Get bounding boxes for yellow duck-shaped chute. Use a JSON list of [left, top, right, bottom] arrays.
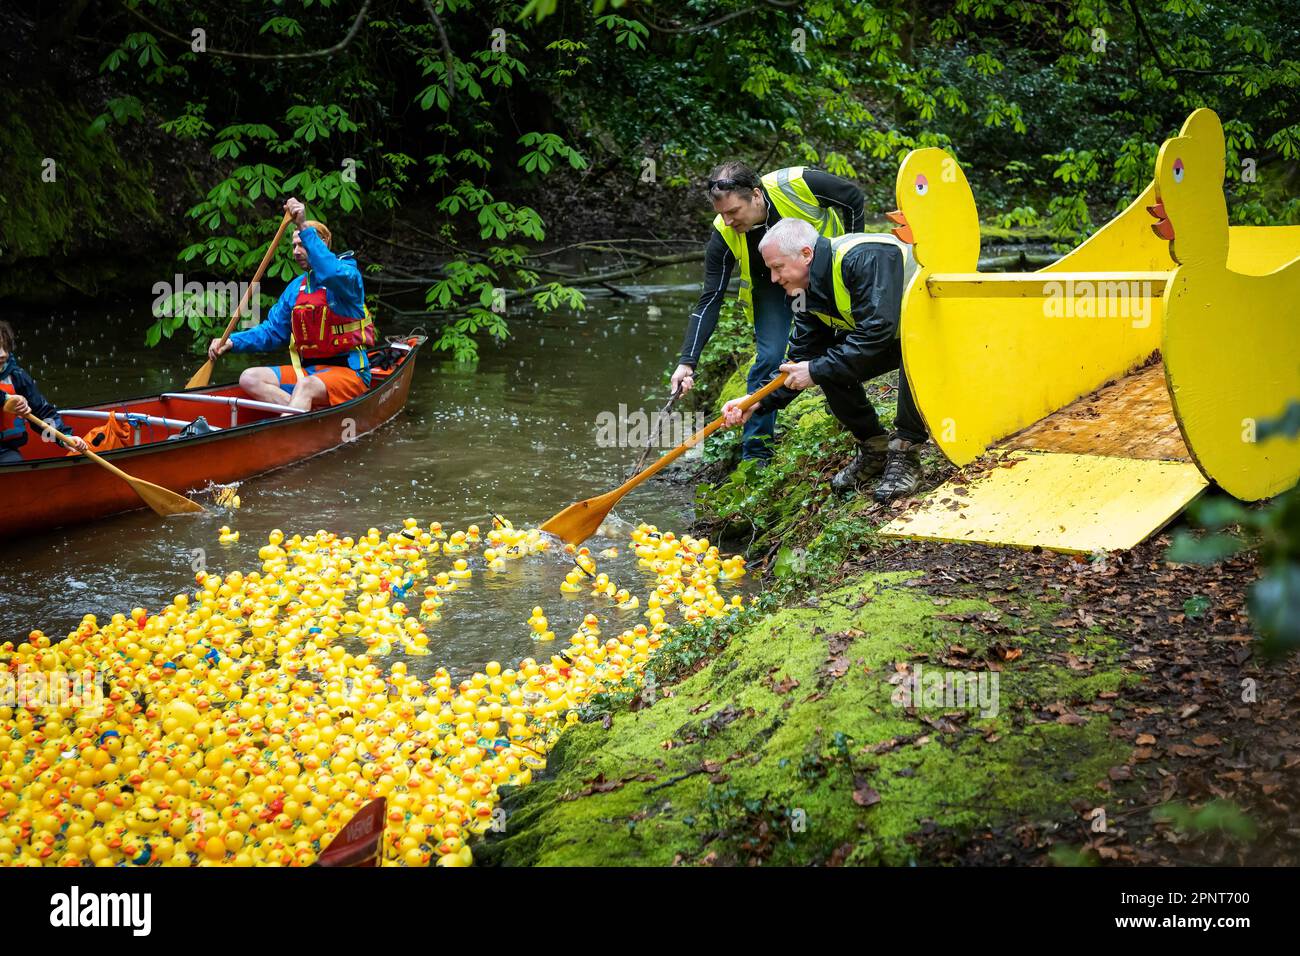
[[1155, 108, 1300, 501]]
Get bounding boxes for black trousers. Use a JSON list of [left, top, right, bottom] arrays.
[[815, 338, 928, 445]]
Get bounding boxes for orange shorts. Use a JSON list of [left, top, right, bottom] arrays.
[[273, 363, 368, 406]]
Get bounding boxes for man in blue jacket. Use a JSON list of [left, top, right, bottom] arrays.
[[208, 197, 376, 411]]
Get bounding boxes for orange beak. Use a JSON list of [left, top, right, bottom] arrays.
[[886, 209, 914, 245], [1147, 198, 1175, 240]]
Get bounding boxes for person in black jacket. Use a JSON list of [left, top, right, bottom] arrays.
[[0, 320, 86, 463], [671, 163, 864, 463], [721, 218, 927, 502]]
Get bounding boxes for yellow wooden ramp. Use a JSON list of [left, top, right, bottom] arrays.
[[881, 363, 1209, 553], [880, 451, 1207, 553]]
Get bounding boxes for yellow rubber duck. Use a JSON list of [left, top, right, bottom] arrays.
[[0, 513, 759, 871], [218, 526, 240, 544], [448, 559, 472, 581], [720, 556, 747, 581]]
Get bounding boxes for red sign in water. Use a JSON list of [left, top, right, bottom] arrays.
[[316, 797, 386, 867]]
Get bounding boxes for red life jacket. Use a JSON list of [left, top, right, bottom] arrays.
[[0, 381, 23, 446], [288, 276, 376, 377]]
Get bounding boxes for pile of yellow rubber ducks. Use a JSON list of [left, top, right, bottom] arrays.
[[0, 516, 746, 868]]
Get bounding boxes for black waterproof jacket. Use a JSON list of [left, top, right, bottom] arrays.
[[755, 234, 907, 414]]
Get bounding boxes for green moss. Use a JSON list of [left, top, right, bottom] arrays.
[[479, 571, 1137, 866]]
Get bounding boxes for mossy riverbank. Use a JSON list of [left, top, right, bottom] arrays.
[[479, 568, 1136, 866]]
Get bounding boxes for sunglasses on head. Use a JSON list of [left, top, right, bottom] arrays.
[[708, 178, 758, 191]]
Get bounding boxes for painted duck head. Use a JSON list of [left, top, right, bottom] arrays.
[[1149, 109, 1229, 268], [888, 147, 980, 271]]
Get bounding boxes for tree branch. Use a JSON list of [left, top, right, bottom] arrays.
[[374, 250, 704, 319], [124, 0, 455, 105], [124, 0, 373, 60], [419, 0, 457, 107], [638, 0, 802, 35], [1125, 0, 1245, 77]]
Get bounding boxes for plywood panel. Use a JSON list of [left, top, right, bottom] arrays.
[[878, 451, 1208, 553], [1000, 362, 1189, 461]]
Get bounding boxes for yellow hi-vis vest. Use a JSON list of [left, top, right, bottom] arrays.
[[712, 166, 847, 322], [809, 233, 918, 332]]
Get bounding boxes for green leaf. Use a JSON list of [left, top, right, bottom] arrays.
[[259, 16, 305, 38], [1165, 531, 1244, 565], [1183, 595, 1211, 619], [1249, 565, 1300, 655], [1187, 496, 1252, 531], [1258, 401, 1300, 441]]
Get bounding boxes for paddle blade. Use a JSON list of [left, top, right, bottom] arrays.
[[186, 359, 214, 389], [539, 491, 618, 545], [130, 477, 206, 517]]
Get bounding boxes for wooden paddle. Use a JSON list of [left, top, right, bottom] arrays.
[[23, 412, 205, 516], [541, 372, 788, 545], [186, 209, 295, 389]]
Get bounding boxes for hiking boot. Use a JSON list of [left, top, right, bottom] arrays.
[[873, 438, 922, 503], [831, 435, 889, 494]]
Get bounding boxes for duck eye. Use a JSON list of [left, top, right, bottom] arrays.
[[915, 173, 929, 196], [1172, 157, 1185, 183]]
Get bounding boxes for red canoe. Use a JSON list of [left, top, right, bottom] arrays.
[[0, 335, 425, 539]]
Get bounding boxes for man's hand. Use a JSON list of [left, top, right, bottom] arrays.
[[64, 435, 88, 454], [4, 394, 30, 417], [285, 197, 306, 227], [208, 338, 233, 362], [779, 360, 813, 391], [722, 397, 757, 428], [670, 364, 695, 397]]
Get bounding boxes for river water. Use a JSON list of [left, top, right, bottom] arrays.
[[0, 265, 747, 677]]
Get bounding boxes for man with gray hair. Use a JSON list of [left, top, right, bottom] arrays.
[[721, 217, 927, 502]]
